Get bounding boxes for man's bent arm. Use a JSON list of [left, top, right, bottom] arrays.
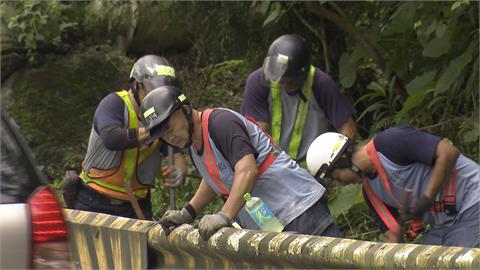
[[221, 154, 259, 220], [336, 117, 359, 140]]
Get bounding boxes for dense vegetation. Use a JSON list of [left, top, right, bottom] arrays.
[[1, 0, 478, 242]]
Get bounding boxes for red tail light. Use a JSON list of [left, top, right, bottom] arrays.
[[28, 186, 72, 269], [28, 187, 68, 242]]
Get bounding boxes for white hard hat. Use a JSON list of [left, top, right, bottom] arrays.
[[306, 132, 350, 179]]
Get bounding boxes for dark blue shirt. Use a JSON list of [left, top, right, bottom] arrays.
[[366, 126, 441, 232], [93, 93, 125, 134], [207, 110, 258, 169], [241, 68, 355, 129]]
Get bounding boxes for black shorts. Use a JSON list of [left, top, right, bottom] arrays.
[[74, 183, 153, 220]]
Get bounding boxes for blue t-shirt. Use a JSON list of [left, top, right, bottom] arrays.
[[92, 92, 175, 155], [241, 68, 355, 129], [93, 93, 125, 133], [365, 126, 441, 232]]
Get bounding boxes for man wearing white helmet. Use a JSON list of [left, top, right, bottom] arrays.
[[306, 127, 479, 247]]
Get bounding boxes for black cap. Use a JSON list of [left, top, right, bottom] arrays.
[[130, 55, 179, 93], [262, 34, 311, 84], [140, 86, 188, 140]]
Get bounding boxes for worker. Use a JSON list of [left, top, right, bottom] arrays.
[[71, 55, 186, 220], [139, 86, 342, 240], [241, 34, 358, 166], [306, 127, 479, 247]]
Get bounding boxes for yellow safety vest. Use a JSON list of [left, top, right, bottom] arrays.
[[80, 90, 159, 200], [271, 65, 315, 160]]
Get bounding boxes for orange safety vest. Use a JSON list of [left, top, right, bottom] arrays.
[[200, 109, 277, 199], [80, 90, 160, 201], [363, 139, 456, 238]]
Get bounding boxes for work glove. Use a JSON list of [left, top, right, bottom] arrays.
[[159, 205, 195, 227], [198, 212, 231, 241], [400, 194, 434, 222], [162, 165, 184, 188], [62, 170, 80, 209]]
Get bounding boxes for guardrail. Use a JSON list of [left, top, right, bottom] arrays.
[[65, 209, 480, 269]]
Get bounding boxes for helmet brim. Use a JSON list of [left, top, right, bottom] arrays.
[[262, 56, 288, 83], [149, 119, 170, 141]]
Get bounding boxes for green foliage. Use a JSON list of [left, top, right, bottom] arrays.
[[339, 53, 358, 88], [335, 1, 478, 161], [82, 1, 132, 46], [3, 0, 78, 62], [182, 60, 251, 111], [3, 1, 478, 243], [328, 184, 363, 219], [5, 50, 133, 182]]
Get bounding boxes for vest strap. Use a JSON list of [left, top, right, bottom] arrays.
[[202, 109, 230, 199], [271, 66, 315, 160], [201, 109, 277, 199], [116, 90, 139, 184], [364, 138, 457, 237], [363, 179, 401, 235]]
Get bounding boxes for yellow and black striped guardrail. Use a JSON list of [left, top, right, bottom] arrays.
[[65, 209, 480, 269]]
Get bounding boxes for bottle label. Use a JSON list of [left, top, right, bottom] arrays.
[[251, 203, 275, 227]]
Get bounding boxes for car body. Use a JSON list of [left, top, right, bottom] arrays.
[[0, 110, 71, 269]]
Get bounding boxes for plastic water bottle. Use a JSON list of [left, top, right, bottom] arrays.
[[243, 193, 284, 232]]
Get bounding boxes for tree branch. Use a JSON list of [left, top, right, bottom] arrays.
[[293, 9, 331, 73], [306, 2, 408, 101]]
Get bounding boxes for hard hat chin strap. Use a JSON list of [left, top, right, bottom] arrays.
[[332, 142, 364, 178], [131, 81, 142, 107], [181, 106, 194, 148]]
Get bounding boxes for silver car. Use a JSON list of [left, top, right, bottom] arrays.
[[0, 111, 72, 269]]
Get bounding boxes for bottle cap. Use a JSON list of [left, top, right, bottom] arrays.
[[243, 192, 252, 201]]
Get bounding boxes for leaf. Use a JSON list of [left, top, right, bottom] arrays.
[[406, 70, 437, 95], [260, 1, 271, 14], [422, 15, 458, 58], [465, 58, 479, 95], [435, 42, 476, 94], [328, 184, 363, 218], [462, 129, 479, 143], [339, 53, 357, 88], [367, 81, 385, 94], [36, 34, 45, 41], [262, 4, 283, 27], [357, 103, 387, 122], [350, 44, 370, 63], [422, 37, 450, 58], [413, 20, 422, 30], [424, 19, 437, 36], [451, 1, 462, 11], [383, 2, 417, 35], [435, 23, 447, 38], [395, 88, 430, 121]]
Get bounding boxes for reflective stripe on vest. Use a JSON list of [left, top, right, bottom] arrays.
[[271, 65, 315, 160], [363, 179, 401, 234], [80, 170, 148, 198], [80, 90, 157, 199], [201, 109, 277, 199], [363, 139, 457, 237], [117, 90, 139, 183]]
